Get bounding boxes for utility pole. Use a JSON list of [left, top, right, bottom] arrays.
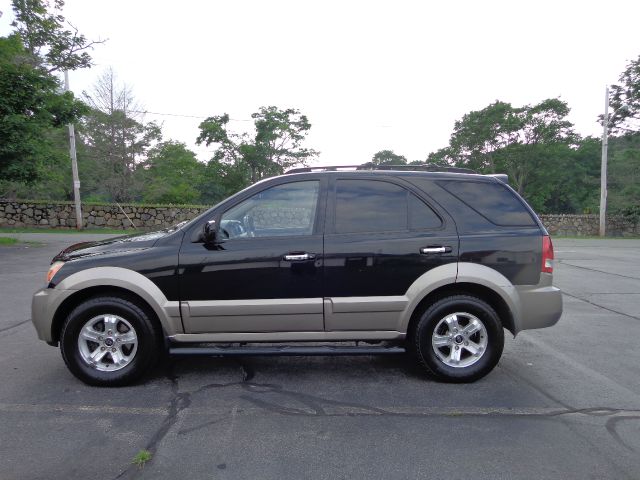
[[64, 71, 83, 230], [599, 86, 609, 237]]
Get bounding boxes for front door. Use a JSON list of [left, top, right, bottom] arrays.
[[178, 179, 326, 333], [323, 176, 459, 331]]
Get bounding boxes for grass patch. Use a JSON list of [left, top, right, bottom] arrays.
[[0, 237, 18, 245], [0, 227, 139, 235], [132, 449, 152, 468]]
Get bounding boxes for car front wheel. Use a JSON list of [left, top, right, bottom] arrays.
[[60, 295, 160, 386]]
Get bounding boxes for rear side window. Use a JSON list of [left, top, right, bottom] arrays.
[[335, 179, 441, 233], [409, 193, 441, 229], [438, 180, 536, 226]]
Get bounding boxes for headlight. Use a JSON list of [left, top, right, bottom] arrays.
[[47, 261, 65, 283]]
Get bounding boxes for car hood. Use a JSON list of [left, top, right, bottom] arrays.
[[52, 229, 172, 262]]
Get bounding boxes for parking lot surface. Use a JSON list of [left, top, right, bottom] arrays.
[[1, 233, 639, 479]]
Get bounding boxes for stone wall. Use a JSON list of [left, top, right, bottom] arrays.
[[0, 201, 638, 236], [538, 214, 640, 237], [0, 201, 207, 229]]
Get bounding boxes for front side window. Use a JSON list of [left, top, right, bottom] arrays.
[[220, 181, 320, 239]]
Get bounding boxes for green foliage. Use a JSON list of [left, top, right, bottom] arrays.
[[369, 150, 408, 166], [197, 106, 317, 189], [80, 69, 162, 202], [131, 449, 152, 468], [608, 134, 640, 214], [0, 34, 86, 189], [607, 54, 640, 134], [251, 106, 318, 178], [421, 96, 636, 214], [425, 147, 454, 167], [140, 141, 205, 204], [430, 98, 584, 212], [0, 237, 19, 245], [11, 0, 103, 72], [445, 99, 575, 186]]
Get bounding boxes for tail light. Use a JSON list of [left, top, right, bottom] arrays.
[[541, 235, 554, 273]]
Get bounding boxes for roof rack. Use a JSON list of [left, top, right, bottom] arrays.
[[285, 164, 477, 174]]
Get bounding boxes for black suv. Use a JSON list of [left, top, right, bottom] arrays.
[[31, 166, 562, 386]]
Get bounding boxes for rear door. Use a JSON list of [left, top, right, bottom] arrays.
[[323, 175, 458, 331], [178, 177, 327, 333]]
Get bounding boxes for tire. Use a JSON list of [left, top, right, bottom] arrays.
[[413, 294, 504, 383], [60, 295, 161, 386]]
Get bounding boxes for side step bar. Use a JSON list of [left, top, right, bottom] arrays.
[[169, 345, 406, 357]]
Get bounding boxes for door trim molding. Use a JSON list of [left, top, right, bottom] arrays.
[[170, 330, 404, 343]]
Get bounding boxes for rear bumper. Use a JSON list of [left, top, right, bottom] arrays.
[[31, 287, 75, 344], [515, 275, 563, 332]]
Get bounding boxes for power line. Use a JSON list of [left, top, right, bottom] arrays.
[[129, 110, 253, 122]]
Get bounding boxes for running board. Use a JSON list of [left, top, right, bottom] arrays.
[[169, 345, 406, 357]]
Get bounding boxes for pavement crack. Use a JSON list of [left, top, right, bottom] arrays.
[[557, 260, 640, 281], [113, 364, 192, 480], [500, 363, 573, 409], [605, 416, 640, 452], [0, 318, 30, 334], [562, 291, 640, 321]]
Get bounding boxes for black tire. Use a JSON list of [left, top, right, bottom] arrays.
[[60, 295, 161, 387], [413, 294, 504, 383]]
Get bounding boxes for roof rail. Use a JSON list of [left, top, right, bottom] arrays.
[[285, 164, 477, 174]]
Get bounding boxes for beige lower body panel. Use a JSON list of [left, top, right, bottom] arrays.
[[181, 298, 324, 333], [324, 296, 408, 331]]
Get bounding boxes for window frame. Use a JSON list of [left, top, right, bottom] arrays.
[[217, 179, 324, 241], [437, 179, 537, 227]]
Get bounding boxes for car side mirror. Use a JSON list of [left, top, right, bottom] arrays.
[[203, 220, 217, 244]]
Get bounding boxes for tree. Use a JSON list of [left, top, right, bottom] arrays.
[[197, 106, 317, 191], [0, 34, 86, 189], [81, 69, 161, 201], [607, 54, 640, 134], [369, 150, 407, 166], [607, 133, 640, 214], [139, 141, 205, 204], [437, 99, 576, 196], [11, 0, 104, 72], [251, 106, 317, 180]]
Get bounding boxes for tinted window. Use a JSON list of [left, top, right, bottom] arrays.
[[409, 193, 442, 229], [438, 180, 536, 226], [221, 181, 319, 238], [335, 180, 407, 233]]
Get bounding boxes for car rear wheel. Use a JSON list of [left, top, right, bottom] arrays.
[[413, 294, 504, 383], [60, 295, 160, 386]]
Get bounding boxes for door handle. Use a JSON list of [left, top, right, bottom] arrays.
[[420, 246, 452, 254], [284, 253, 316, 261]]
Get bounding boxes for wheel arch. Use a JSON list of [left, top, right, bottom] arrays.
[[51, 286, 164, 345], [405, 282, 516, 345], [400, 262, 520, 339], [50, 267, 182, 345]]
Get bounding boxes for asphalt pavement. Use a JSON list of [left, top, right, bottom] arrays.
[[0, 233, 639, 480]]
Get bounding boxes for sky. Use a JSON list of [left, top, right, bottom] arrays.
[[1, 0, 639, 166]]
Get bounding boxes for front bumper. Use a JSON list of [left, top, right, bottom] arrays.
[[31, 287, 76, 345]]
